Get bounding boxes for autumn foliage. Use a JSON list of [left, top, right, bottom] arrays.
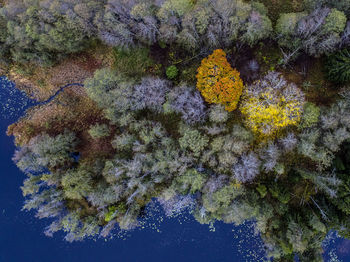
[[196, 49, 244, 111], [240, 72, 305, 139]]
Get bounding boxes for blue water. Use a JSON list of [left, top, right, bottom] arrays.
[[0, 76, 349, 261]]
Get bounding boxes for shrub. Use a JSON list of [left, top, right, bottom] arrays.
[[105, 206, 117, 222], [256, 184, 267, 198], [166, 65, 178, 79], [325, 49, 350, 84], [324, 9, 347, 33], [196, 49, 244, 112], [240, 72, 305, 138]]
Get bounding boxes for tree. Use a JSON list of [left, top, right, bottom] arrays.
[[131, 77, 170, 113], [0, 11, 9, 62], [111, 133, 136, 152], [240, 71, 305, 138], [84, 68, 134, 125], [88, 124, 110, 139], [261, 143, 280, 172], [275, 12, 307, 62], [196, 49, 244, 111], [179, 125, 209, 157], [325, 48, 350, 84], [25, 130, 78, 169], [300, 102, 320, 128], [85, 68, 131, 108], [172, 168, 207, 194], [208, 104, 228, 123], [21, 174, 45, 197], [280, 132, 298, 152], [0, 0, 94, 65], [61, 167, 94, 200], [13, 146, 45, 174], [232, 152, 261, 183], [23, 188, 65, 219], [241, 10, 272, 46], [298, 169, 341, 198], [97, 0, 136, 48], [167, 84, 207, 124], [304, 0, 350, 16], [286, 220, 308, 253], [44, 211, 100, 242], [158, 0, 194, 19], [195, 0, 272, 48], [276, 8, 347, 59]]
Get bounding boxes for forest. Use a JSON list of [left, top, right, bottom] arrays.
[[3, 0, 350, 261]]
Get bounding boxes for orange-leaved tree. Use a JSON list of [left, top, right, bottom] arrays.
[[196, 49, 244, 111]]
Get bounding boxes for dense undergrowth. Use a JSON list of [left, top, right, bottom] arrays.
[[3, 0, 350, 261]]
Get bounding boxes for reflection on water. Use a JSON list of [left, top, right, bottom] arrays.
[[338, 239, 350, 255]]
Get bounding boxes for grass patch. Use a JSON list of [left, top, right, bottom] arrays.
[[254, 42, 283, 73], [303, 59, 339, 105], [112, 47, 161, 79]]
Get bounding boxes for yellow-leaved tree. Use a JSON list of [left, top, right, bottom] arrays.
[[196, 49, 244, 111], [240, 71, 305, 139]]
